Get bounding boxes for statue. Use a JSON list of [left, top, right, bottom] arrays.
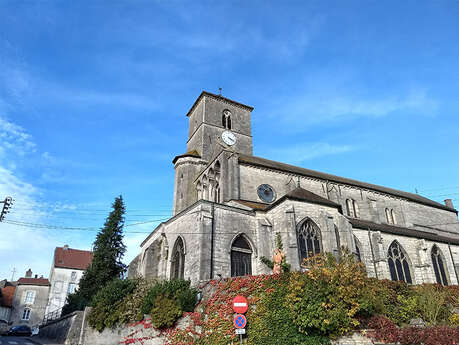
[[272, 248, 285, 274]]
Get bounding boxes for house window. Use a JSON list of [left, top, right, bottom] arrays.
[[231, 235, 252, 277], [222, 109, 232, 130], [171, 237, 185, 280], [22, 308, 31, 321], [431, 245, 448, 286], [54, 281, 63, 293], [67, 283, 76, 294], [297, 219, 321, 265], [387, 241, 412, 284], [345, 199, 360, 218], [24, 291, 36, 305], [385, 208, 397, 224], [70, 271, 77, 281]]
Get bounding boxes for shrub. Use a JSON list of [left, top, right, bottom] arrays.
[[150, 295, 182, 329], [414, 284, 450, 325], [248, 273, 330, 345], [141, 279, 197, 315], [88, 278, 138, 331], [62, 292, 88, 316], [286, 252, 373, 338], [115, 278, 156, 325]]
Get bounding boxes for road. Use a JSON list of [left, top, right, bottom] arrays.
[[0, 337, 39, 345]]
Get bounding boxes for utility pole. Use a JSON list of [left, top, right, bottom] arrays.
[[10, 267, 17, 281], [0, 196, 13, 221]]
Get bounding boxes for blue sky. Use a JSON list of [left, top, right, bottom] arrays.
[[1, 0, 459, 280]]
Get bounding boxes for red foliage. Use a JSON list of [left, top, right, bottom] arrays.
[[367, 315, 459, 345]]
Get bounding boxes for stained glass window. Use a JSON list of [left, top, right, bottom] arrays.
[[297, 219, 321, 264], [387, 241, 412, 284], [431, 245, 448, 286]]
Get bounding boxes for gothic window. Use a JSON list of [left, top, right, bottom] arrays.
[[346, 199, 360, 218], [431, 245, 448, 286], [231, 235, 252, 277], [297, 219, 321, 264], [387, 241, 412, 284], [334, 225, 341, 257], [171, 237, 185, 280], [385, 208, 397, 224], [222, 109, 232, 130]]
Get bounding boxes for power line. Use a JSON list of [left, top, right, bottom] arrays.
[[417, 186, 459, 192], [424, 192, 459, 198]]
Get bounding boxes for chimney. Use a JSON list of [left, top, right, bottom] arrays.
[[40, 275, 43, 278], [63, 244, 69, 250], [25, 269, 32, 278], [34, 274, 38, 279], [445, 199, 454, 209]]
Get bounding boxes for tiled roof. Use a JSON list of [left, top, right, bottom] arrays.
[[17, 278, 50, 286], [54, 247, 93, 270], [172, 150, 201, 164], [0, 285, 16, 307], [348, 218, 459, 245], [233, 200, 269, 211], [233, 188, 342, 212], [278, 187, 342, 209], [239, 154, 457, 213]]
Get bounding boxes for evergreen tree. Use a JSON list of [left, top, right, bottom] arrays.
[[65, 195, 127, 311]]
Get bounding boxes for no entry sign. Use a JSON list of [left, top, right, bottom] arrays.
[[232, 295, 249, 314], [233, 314, 247, 329]]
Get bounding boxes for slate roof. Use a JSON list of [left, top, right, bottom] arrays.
[[54, 247, 93, 270], [238, 154, 456, 213], [186, 91, 254, 117], [0, 285, 16, 308], [348, 218, 459, 245], [17, 278, 50, 286]]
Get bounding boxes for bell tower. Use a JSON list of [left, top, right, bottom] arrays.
[[172, 91, 254, 215], [186, 91, 254, 161]]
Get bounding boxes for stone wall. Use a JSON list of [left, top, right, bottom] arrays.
[[38, 310, 83, 344]]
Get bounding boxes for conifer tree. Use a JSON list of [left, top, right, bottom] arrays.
[[65, 195, 127, 310]]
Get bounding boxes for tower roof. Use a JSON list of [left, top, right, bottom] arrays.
[[186, 91, 254, 117]]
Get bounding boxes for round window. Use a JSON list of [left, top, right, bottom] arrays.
[[257, 184, 276, 203]]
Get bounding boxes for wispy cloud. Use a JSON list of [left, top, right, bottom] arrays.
[[261, 142, 356, 165], [272, 88, 438, 131]]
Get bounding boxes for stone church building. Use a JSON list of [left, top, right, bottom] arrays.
[[128, 91, 459, 286]]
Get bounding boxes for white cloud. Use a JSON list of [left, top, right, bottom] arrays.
[[270, 88, 438, 131], [262, 142, 355, 165], [0, 116, 36, 157]]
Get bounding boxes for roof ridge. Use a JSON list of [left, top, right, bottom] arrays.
[[238, 154, 456, 213]]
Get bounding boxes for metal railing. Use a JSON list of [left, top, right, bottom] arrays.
[[42, 307, 63, 324]]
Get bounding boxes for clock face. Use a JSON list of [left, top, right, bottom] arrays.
[[222, 130, 237, 146], [257, 184, 276, 203]]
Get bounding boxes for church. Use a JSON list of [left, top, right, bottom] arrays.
[[128, 91, 459, 286]]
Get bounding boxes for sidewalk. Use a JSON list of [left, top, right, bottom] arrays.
[[28, 337, 60, 345]]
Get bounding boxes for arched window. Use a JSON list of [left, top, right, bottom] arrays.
[[222, 109, 232, 129], [385, 208, 397, 224], [387, 241, 412, 284], [231, 235, 252, 277], [171, 237, 185, 280], [297, 219, 321, 264], [431, 245, 448, 286], [346, 199, 360, 218]]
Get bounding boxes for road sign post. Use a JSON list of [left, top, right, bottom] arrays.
[[232, 295, 248, 344]]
